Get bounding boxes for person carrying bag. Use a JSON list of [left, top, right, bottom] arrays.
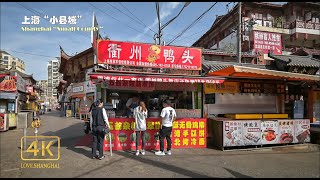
[[90, 100, 110, 160]]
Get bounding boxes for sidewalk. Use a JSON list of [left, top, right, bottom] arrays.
[[0, 112, 319, 178]]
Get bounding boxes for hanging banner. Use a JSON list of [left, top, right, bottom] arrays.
[[98, 40, 202, 70], [104, 118, 206, 151], [90, 74, 224, 84], [105, 80, 155, 92]]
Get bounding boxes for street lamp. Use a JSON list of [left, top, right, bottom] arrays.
[[155, 2, 191, 45]]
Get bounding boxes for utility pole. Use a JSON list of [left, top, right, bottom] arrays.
[[237, 2, 242, 63], [156, 2, 161, 45]]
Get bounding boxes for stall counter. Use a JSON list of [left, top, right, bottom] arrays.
[[104, 118, 207, 151]]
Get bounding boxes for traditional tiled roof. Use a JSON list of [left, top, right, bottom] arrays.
[[202, 60, 275, 73], [292, 47, 320, 56], [202, 49, 257, 58], [269, 54, 320, 68]]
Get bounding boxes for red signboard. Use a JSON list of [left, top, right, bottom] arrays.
[[98, 40, 202, 70], [253, 31, 282, 55], [90, 74, 224, 84], [105, 80, 155, 91], [0, 76, 17, 92], [104, 118, 207, 151]]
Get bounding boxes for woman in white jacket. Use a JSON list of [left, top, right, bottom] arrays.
[[133, 101, 148, 156]]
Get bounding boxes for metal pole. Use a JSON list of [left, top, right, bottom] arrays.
[[109, 133, 112, 156], [157, 2, 161, 45], [237, 2, 242, 63]]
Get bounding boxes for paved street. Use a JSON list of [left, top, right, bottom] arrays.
[[0, 111, 319, 178]]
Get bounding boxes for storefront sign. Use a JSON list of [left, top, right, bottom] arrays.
[[278, 120, 294, 144], [0, 76, 17, 92], [204, 82, 240, 94], [105, 80, 155, 92], [261, 120, 279, 145], [223, 121, 243, 147], [242, 120, 261, 145], [72, 85, 84, 93], [104, 118, 206, 151], [98, 40, 202, 70], [91, 74, 224, 84], [294, 119, 310, 143], [253, 31, 282, 55], [85, 81, 96, 93]]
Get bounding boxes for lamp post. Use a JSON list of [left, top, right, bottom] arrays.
[[155, 2, 191, 45]]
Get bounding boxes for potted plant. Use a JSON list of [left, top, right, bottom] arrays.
[[274, 16, 284, 28]]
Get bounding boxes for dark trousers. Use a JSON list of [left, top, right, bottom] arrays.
[[92, 126, 105, 158], [159, 126, 172, 152], [136, 131, 146, 150]]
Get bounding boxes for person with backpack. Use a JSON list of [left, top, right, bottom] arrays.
[[90, 100, 110, 160]]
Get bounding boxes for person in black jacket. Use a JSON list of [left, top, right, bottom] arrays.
[[90, 100, 110, 160]]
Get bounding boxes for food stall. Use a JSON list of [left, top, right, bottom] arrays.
[[203, 78, 311, 150], [90, 40, 225, 151], [0, 74, 18, 130]]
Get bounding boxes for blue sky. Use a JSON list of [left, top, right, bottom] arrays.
[[0, 2, 286, 81]]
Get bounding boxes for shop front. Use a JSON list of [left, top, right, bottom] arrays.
[[202, 61, 319, 150], [71, 82, 86, 118], [91, 40, 224, 151], [90, 73, 224, 151], [0, 74, 17, 130]]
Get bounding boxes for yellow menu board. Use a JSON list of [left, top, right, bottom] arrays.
[[204, 82, 240, 94]]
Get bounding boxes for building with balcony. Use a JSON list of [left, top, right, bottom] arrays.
[[47, 58, 63, 103], [0, 50, 26, 73], [193, 2, 320, 64]]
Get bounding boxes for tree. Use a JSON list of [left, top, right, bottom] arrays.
[[104, 35, 110, 40]]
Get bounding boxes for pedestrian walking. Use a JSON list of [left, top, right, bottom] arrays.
[[133, 101, 148, 156], [155, 99, 176, 156], [90, 100, 110, 160]]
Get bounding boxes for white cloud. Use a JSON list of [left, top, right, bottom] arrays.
[[131, 2, 182, 42]]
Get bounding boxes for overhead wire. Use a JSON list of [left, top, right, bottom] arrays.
[[107, 2, 157, 34], [167, 2, 218, 45], [88, 2, 154, 39]]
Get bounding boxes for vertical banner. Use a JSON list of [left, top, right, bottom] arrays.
[[104, 118, 206, 151]]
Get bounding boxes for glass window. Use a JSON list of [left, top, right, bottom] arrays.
[[3, 56, 9, 60]]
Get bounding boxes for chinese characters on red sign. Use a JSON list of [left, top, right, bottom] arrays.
[[104, 118, 206, 151], [253, 31, 282, 55], [98, 40, 202, 70], [90, 74, 224, 84], [107, 80, 155, 91]]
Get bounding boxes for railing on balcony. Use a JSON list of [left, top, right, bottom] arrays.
[[290, 20, 320, 30]]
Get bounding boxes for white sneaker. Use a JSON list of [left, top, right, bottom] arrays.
[[166, 150, 171, 155], [141, 150, 145, 155], [155, 151, 165, 156], [135, 150, 139, 156]]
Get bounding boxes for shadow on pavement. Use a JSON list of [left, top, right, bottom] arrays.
[[113, 150, 215, 178], [223, 168, 253, 178]]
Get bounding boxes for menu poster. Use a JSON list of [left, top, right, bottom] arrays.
[[261, 120, 279, 144], [294, 119, 310, 143], [223, 121, 243, 147], [242, 120, 261, 145], [278, 120, 294, 144]]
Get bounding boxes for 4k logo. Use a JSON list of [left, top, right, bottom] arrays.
[[21, 136, 60, 161]]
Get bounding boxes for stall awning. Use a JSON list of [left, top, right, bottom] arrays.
[[89, 73, 225, 84], [207, 65, 320, 81], [0, 92, 16, 100]]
